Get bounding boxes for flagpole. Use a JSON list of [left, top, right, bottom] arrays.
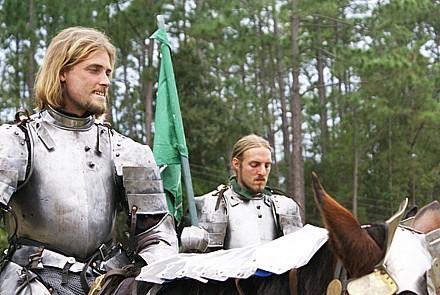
[[156, 15, 199, 227], [181, 156, 198, 226]]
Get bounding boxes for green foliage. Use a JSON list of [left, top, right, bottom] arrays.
[[1, 0, 440, 238]]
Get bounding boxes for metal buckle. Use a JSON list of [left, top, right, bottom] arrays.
[[28, 249, 44, 269], [99, 244, 110, 261]]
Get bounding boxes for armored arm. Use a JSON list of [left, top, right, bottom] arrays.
[[0, 124, 30, 209], [272, 194, 303, 235], [180, 187, 228, 252], [112, 133, 178, 265]]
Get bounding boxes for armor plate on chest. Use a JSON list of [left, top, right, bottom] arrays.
[[224, 190, 277, 249], [6, 112, 117, 259]]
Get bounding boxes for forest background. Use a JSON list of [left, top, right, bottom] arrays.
[[1, 0, 439, 249]]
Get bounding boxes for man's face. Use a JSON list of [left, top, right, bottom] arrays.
[[232, 147, 272, 194], [60, 49, 112, 116]]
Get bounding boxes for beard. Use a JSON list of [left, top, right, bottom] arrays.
[[85, 98, 107, 116], [238, 167, 266, 194], [72, 95, 107, 116]]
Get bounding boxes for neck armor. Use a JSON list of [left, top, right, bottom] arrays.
[[43, 106, 95, 130]]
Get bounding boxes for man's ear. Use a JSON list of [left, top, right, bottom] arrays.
[[60, 70, 66, 82], [232, 157, 240, 170]]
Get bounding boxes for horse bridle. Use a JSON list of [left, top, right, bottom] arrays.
[[326, 199, 408, 295]]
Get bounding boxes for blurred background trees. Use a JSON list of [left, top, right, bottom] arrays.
[[1, 0, 440, 247]]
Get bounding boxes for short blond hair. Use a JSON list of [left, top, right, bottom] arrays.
[[231, 134, 272, 161], [34, 26, 116, 110]]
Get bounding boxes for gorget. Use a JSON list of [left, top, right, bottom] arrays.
[[6, 108, 117, 260]]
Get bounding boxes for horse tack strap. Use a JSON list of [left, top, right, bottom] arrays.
[[327, 259, 347, 295], [89, 274, 106, 295]]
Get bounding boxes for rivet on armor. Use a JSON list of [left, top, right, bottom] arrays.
[[88, 162, 95, 168], [20, 141, 25, 145], [258, 214, 263, 218], [256, 205, 261, 209], [100, 129, 105, 134], [117, 143, 121, 147], [116, 153, 120, 157], [84, 146, 91, 151], [14, 131, 19, 135]]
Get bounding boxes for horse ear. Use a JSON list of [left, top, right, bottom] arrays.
[[412, 200, 440, 233], [311, 172, 360, 232], [311, 172, 383, 278]]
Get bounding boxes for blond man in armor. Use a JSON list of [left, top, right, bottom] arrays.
[[0, 26, 177, 294], [181, 134, 303, 252]]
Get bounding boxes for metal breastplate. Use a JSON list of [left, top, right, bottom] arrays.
[[385, 227, 432, 294], [6, 109, 117, 259], [224, 189, 277, 249]]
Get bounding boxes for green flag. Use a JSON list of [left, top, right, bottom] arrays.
[[151, 27, 188, 222]]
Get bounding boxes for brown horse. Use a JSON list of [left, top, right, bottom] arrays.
[[134, 173, 437, 295], [297, 173, 436, 295]]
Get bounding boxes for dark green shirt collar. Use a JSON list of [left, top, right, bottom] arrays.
[[229, 176, 272, 200]]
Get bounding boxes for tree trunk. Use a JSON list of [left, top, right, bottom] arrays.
[[122, 53, 134, 137], [290, 0, 305, 220], [272, 1, 292, 194], [352, 129, 359, 218], [26, 0, 36, 110], [314, 16, 328, 157], [144, 39, 154, 146]]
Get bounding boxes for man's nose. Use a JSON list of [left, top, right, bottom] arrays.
[[257, 165, 268, 175], [100, 73, 110, 86]]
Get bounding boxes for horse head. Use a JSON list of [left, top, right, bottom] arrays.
[[301, 172, 438, 295]]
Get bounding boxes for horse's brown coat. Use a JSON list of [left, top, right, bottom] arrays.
[[311, 172, 384, 278]]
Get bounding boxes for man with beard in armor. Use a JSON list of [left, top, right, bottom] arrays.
[[180, 134, 303, 252], [0, 26, 178, 294]]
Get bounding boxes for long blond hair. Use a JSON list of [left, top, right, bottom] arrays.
[[34, 26, 116, 110]]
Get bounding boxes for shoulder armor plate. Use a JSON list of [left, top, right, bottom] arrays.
[[111, 131, 156, 176], [272, 194, 303, 235], [0, 124, 29, 206], [195, 190, 228, 249], [111, 131, 168, 215]]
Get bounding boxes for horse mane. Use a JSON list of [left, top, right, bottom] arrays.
[[296, 241, 336, 294], [411, 200, 440, 233]]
